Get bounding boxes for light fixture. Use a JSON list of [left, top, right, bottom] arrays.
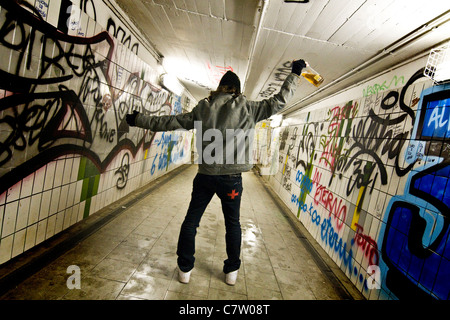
[[160, 73, 184, 96], [424, 42, 450, 84], [269, 114, 283, 127]]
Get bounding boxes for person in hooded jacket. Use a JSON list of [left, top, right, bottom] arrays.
[[126, 59, 306, 285]]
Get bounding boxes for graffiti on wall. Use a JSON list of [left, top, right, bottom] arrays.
[[363, 75, 405, 97], [0, 0, 192, 264], [271, 66, 449, 299], [59, 0, 140, 54], [379, 84, 450, 300], [0, 1, 184, 196], [259, 61, 292, 98]]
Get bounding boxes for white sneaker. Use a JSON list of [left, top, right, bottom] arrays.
[[178, 268, 192, 284], [225, 270, 238, 286]]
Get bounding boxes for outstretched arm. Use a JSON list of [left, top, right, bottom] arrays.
[[126, 108, 196, 132], [248, 59, 306, 123]]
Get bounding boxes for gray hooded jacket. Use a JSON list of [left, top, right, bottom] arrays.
[[135, 73, 299, 175]]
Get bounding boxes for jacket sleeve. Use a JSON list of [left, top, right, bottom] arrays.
[[247, 73, 299, 123], [134, 108, 197, 132]]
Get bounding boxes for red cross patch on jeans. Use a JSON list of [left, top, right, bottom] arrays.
[[227, 189, 239, 200]]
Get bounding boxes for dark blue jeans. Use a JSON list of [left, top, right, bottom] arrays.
[[177, 173, 243, 274]]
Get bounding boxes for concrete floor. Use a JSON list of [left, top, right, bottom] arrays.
[[0, 165, 361, 300]]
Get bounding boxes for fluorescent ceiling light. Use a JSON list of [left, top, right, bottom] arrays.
[[160, 73, 184, 96], [269, 114, 283, 127]]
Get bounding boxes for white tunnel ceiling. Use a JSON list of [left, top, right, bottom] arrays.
[[112, 0, 261, 101], [113, 0, 450, 113]]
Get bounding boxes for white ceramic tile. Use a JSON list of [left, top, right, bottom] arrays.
[[49, 187, 61, 215], [98, 192, 106, 212], [54, 159, 65, 187], [0, 191, 5, 205], [387, 172, 400, 196], [66, 182, 77, 208], [24, 224, 37, 251], [45, 214, 56, 239], [71, 203, 80, 225], [34, 0, 50, 21], [90, 195, 97, 215], [375, 192, 388, 218], [63, 207, 72, 230], [86, 13, 96, 37], [67, 5, 80, 36], [71, 157, 81, 182], [2, 201, 18, 238], [11, 228, 26, 258], [16, 196, 31, 231], [77, 201, 85, 221], [97, 173, 105, 193], [43, 162, 56, 191], [32, 166, 46, 194], [0, 205, 3, 238], [20, 173, 34, 198], [63, 157, 73, 185], [0, 41, 11, 73], [0, 234, 13, 264], [367, 189, 380, 217], [77, 10, 89, 37], [39, 190, 51, 221], [74, 179, 83, 205], [6, 181, 21, 203], [54, 211, 64, 234], [58, 184, 69, 212], [35, 219, 48, 245]]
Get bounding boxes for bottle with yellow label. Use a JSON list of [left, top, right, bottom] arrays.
[[301, 62, 324, 87]]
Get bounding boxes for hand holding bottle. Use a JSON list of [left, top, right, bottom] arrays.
[[301, 62, 324, 87]]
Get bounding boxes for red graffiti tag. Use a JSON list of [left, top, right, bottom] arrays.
[[354, 223, 379, 266], [314, 184, 347, 230]]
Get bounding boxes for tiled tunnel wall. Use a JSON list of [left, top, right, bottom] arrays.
[[1, 0, 449, 302], [255, 61, 450, 300], [0, 1, 193, 265]]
